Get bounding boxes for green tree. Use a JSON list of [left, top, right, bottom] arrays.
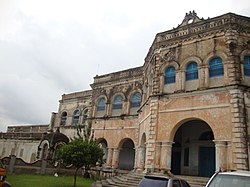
[[56, 121, 103, 187]]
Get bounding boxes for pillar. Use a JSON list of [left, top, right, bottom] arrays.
[[136, 146, 146, 171], [154, 142, 161, 171], [214, 140, 228, 171], [112, 148, 120, 169], [204, 65, 209, 88], [180, 70, 185, 91], [106, 148, 113, 168], [176, 70, 183, 91], [160, 141, 173, 172]]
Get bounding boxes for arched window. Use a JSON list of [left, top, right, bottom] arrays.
[[130, 92, 141, 108], [244, 56, 250, 77], [113, 95, 123, 110], [61, 112, 67, 126], [97, 98, 106, 111], [72, 109, 80, 125], [186, 62, 198, 81], [83, 109, 88, 121], [209, 57, 224, 77], [164, 66, 176, 84]]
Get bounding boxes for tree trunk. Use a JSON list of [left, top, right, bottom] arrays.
[[74, 167, 80, 187]]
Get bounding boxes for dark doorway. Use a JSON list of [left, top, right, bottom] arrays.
[[171, 142, 181, 174], [119, 139, 135, 170], [171, 120, 215, 176], [199, 147, 215, 177]]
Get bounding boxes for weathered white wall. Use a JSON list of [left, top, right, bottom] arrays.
[[0, 139, 40, 163]]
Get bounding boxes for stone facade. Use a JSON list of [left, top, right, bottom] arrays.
[[1, 11, 250, 177]]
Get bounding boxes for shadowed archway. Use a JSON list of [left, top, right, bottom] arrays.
[[118, 138, 135, 170], [171, 120, 215, 177]]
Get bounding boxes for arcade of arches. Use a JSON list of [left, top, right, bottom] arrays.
[[97, 119, 234, 177], [98, 138, 136, 171]]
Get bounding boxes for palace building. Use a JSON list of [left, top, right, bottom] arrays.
[[1, 11, 250, 177]]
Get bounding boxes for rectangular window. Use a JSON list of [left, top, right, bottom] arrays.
[[184, 147, 189, 166]]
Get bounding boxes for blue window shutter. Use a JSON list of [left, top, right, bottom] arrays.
[[186, 62, 198, 81], [209, 57, 224, 78], [165, 66, 176, 84], [113, 95, 123, 109], [244, 56, 250, 77], [72, 110, 80, 125], [97, 98, 106, 111], [130, 92, 141, 108]]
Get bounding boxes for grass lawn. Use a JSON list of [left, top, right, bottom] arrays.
[[7, 174, 95, 187]]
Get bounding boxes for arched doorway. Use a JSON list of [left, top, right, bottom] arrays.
[[171, 120, 215, 177], [98, 139, 108, 164], [119, 139, 135, 170]]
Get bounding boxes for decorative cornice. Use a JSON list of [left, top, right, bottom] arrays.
[[90, 66, 143, 90], [145, 12, 250, 63]]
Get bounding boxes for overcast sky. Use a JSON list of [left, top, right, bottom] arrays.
[[0, 0, 250, 132]]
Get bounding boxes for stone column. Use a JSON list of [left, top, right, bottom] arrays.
[[214, 140, 228, 171], [122, 99, 128, 115], [112, 148, 120, 169], [136, 146, 146, 171], [154, 142, 162, 171], [199, 65, 208, 89], [203, 65, 209, 88], [175, 70, 180, 92], [106, 148, 113, 168], [198, 66, 204, 89], [106, 101, 111, 116], [176, 70, 184, 91], [160, 141, 173, 172], [180, 70, 185, 91], [158, 73, 163, 94]]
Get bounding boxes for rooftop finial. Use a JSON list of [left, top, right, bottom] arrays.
[[178, 10, 202, 27]]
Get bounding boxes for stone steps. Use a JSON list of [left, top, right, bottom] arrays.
[[92, 171, 144, 187], [92, 171, 209, 187]]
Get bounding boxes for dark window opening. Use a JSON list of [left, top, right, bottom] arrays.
[[244, 56, 250, 77], [165, 66, 176, 84], [186, 62, 198, 81], [209, 57, 224, 78]]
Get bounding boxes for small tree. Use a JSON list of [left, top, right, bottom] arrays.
[[56, 121, 103, 187]]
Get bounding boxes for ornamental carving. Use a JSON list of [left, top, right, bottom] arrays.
[[243, 40, 250, 50], [178, 10, 203, 27], [163, 48, 176, 62]]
